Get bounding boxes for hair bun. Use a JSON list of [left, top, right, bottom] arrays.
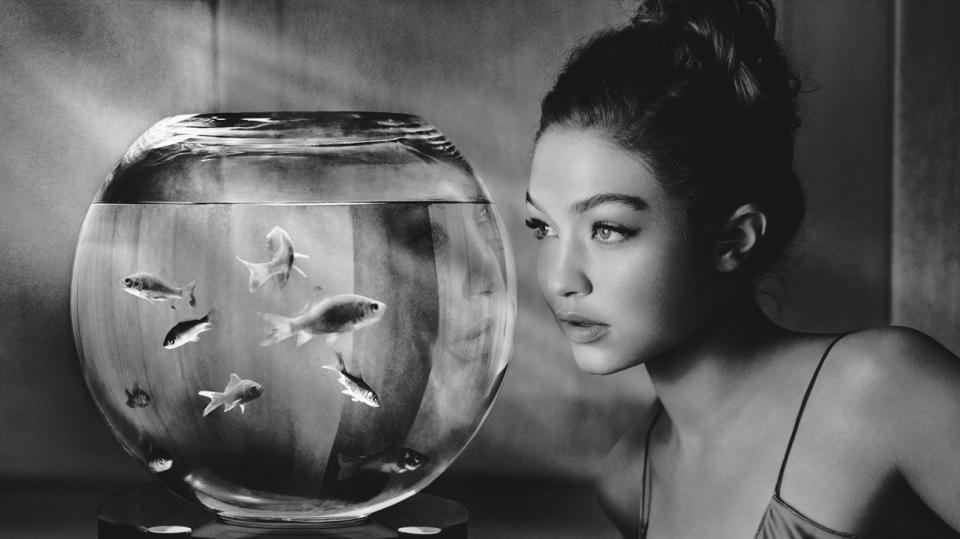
[[632, 0, 785, 107], [631, 0, 682, 25]]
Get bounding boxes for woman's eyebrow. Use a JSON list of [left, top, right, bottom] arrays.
[[572, 193, 648, 213]]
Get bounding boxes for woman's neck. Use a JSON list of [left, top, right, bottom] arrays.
[[644, 301, 791, 445]]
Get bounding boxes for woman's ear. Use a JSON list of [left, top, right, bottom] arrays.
[[716, 204, 767, 272]]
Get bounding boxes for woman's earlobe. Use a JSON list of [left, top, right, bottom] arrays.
[[716, 204, 767, 272]]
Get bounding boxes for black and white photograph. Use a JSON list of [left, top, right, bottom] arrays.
[[1, 1, 959, 538]]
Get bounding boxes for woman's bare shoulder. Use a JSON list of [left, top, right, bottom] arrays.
[[833, 327, 960, 529], [829, 326, 960, 447], [595, 402, 660, 537], [835, 326, 959, 390]]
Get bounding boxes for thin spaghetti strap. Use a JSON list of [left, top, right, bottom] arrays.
[[639, 401, 663, 539], [774, 333, 849, 496]]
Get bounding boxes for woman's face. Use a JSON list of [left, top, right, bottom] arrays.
[[526, 129, 719, 374]]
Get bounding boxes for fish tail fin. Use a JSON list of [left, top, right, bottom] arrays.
[[236, 256, 271, 292], [292, 264, 307, 278], [337, 453, 360, 481], [260, 313, 294, 346], [334, 351, 346, 371], [320, 365, 338, 374], [294, 252, 310, 260], [198, 390, 223, 416], [205, 308, 218, 325], [184, 281, 197, 307]]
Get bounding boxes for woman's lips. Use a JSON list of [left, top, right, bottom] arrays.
[[461, 317, 495, 343], [446, 317, 495, 359], [555, 313, 608, 344]]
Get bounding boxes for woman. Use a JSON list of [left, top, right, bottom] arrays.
[[523, 0, 960, 537]]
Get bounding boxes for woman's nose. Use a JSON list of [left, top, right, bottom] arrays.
[[541, 239, 591, 298]]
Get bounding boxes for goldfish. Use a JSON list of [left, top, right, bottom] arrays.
[[163, 310, 214, 349], [236, 226, 309, 292], [138, 434, 173, 473], [125, 383, 151, 408], [259, 293, 386, 347], [337, 447, 428, 481], [121, 272, 196, 307], [198, 373, 264, 417], [321, 352, 380, 408], [147, 451, 174, 473]]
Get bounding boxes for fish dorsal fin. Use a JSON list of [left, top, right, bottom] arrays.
[[227, 373, 242, 389]]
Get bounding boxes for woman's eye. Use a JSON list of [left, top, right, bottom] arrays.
[[592, 223, 633, 243], [524, 217, 553, 240]]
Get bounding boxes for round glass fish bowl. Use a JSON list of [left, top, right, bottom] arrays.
[[70, 112, 515, 525]]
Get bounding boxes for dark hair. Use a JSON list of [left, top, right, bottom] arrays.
[[538, 0, 804, 284]]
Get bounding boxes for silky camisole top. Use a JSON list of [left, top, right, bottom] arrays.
[[639, 334, 857, 538]]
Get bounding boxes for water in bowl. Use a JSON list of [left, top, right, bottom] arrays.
[[71, 200, 512, 523]]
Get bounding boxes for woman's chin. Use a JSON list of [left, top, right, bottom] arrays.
[[570, 347, 639, 375]]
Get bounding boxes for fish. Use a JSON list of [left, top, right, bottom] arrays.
[[163, 310, 215, 349], [138, 434, 174, 473], [198, 373, 264, 417], [121, 272, 196, 307], [236, 226, 310, 292], [147, 450, 174, 473], [259, 293, 386, 347], [337, 447, 428, 481], [321, 352, 380, 408], [125, 383, 151, 408]]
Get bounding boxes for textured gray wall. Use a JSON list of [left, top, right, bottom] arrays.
[[893, 0, 960, 355], [0, 0, 905, 485]]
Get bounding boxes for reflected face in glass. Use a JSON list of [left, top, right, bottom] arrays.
[[526, 129, 718, 374], [431, 204, 507, 363]]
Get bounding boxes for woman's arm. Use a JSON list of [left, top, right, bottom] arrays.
[[865, 326, 960, 531]]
